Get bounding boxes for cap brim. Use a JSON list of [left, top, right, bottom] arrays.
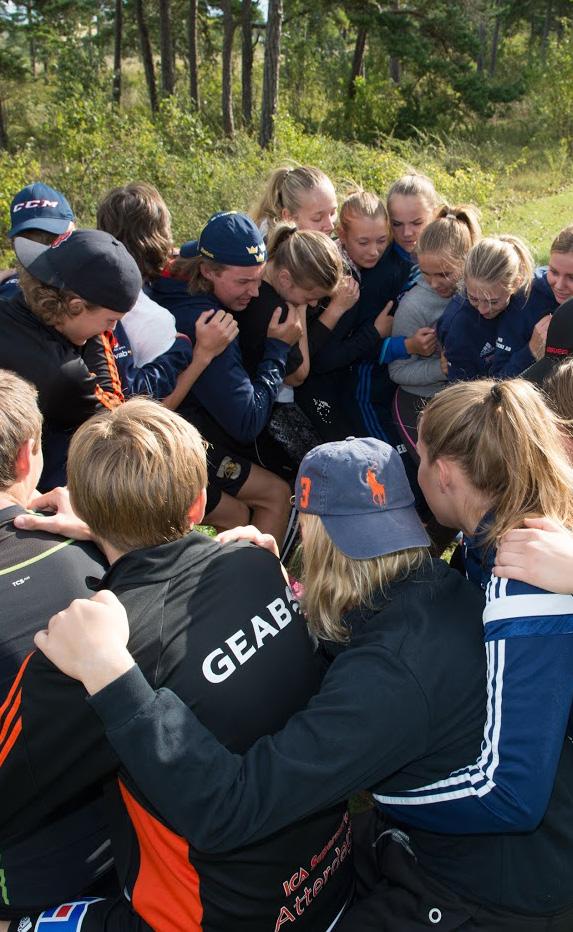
[[13, 236, 66, 289], [322, 504, 430, 559], [521, 356, 556, 387], [8, 217, 72, 239], [180, 240, 199, 259]]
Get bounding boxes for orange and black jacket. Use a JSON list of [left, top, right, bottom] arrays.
[[0, 293, 123, 489], [0, 532, 353, 931]]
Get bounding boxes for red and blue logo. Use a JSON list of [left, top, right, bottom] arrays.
[[34, 898, 103, 931]]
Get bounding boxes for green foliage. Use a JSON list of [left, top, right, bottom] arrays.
[[529, 25, 573, 152], [330, 75, 402, 145]]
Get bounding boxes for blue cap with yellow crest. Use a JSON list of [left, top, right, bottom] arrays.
[[180, 211, 267, 266]]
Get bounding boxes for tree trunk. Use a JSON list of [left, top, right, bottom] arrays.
[[541, 0, 553, 61], [0, 98, 8, 150], [135, 0, 158, 113], [477, 17, 486, 73], [260, 0, 283, 149], [241, 0, 253, 126], [159, 0, 175, 96], [26, 2, 36, 78], [221, 0, 235, 137], [388, 0, 400, 83], [112, 0, 122, 105], [188, 0, 200, 109], [348, 23, 367, 99], [489, 13, 501, 76]]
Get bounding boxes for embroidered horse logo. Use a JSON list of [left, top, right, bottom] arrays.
[[365, 467, 386, 506]]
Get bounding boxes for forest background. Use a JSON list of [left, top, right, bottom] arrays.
[[1, 0, 572, 267]]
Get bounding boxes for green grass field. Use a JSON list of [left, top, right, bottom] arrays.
[[484, 185, 573, 264]]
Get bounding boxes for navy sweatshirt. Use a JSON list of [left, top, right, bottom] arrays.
[[149, 271, 289, 444], [492, 269, 557, 377]]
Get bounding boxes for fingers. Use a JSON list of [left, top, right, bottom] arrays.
[[33, 628, 49, 652], [522, 516, 563, 532], [380, 300, 393, 316], [492, 563, 528, 582], [270, 306, 283, 326], [92, 589, 122, 607]]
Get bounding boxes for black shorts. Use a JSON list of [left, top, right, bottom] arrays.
[[205, 441, 252, 515], [8, 897, 151, 932]]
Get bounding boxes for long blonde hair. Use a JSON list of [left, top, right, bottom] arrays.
[[251, 165, 334, 230], [299, 513, 429, 642], [420, 379, 573, 546]]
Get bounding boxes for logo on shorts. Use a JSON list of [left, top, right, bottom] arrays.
[[34, 898, 103, 931], [216, 456, 242, 481], [17, 919, 32, 932]]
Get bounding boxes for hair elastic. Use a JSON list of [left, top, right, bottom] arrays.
[[490, 383, 503, 403]]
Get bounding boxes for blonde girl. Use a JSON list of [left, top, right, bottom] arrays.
[[438, 235, 536, 381], [390, 204, 482, 400], [251, 165, 338, 236], [378, 378, 573, 856]]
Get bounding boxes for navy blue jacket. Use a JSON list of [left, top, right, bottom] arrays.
[[310, 246, 414, 374], [149, 271, 289, 444], [437, 293, 498, 382], [492, 269, 557, 377]]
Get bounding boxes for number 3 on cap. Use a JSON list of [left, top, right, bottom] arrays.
[[299, 476, 311, 509]]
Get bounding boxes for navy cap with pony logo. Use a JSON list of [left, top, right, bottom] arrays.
[[179, 211, 266, 267], [295, 437, 430, 559], [8, 182, 75, 239]]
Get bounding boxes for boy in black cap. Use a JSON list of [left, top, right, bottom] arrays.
[[0, 229, 141, 488]]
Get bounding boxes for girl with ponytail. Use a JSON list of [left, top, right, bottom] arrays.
[[389, 204, 481, 456], [377, 377, 573, 854], [251, 165, 338, 237]]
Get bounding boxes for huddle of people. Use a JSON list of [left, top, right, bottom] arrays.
[[1, 168, 573, 931]]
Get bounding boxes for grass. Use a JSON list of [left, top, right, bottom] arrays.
[[484, 186, 573, 264]]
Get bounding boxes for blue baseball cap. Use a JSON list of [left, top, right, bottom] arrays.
[[14, 229, 141, 313], [295, 437, 430, 559], [180, 211, 266, 267], [8, 182, 75, 238]]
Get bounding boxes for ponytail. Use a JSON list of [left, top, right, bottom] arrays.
[[420, 378, 573, 546]]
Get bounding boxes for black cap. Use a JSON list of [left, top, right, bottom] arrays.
[[14, 229, 141, 314], [522, 297, 573, 387]]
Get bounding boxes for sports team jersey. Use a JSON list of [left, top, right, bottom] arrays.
[[0, 506, 110, 916], [0, 532, 353, 930]]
